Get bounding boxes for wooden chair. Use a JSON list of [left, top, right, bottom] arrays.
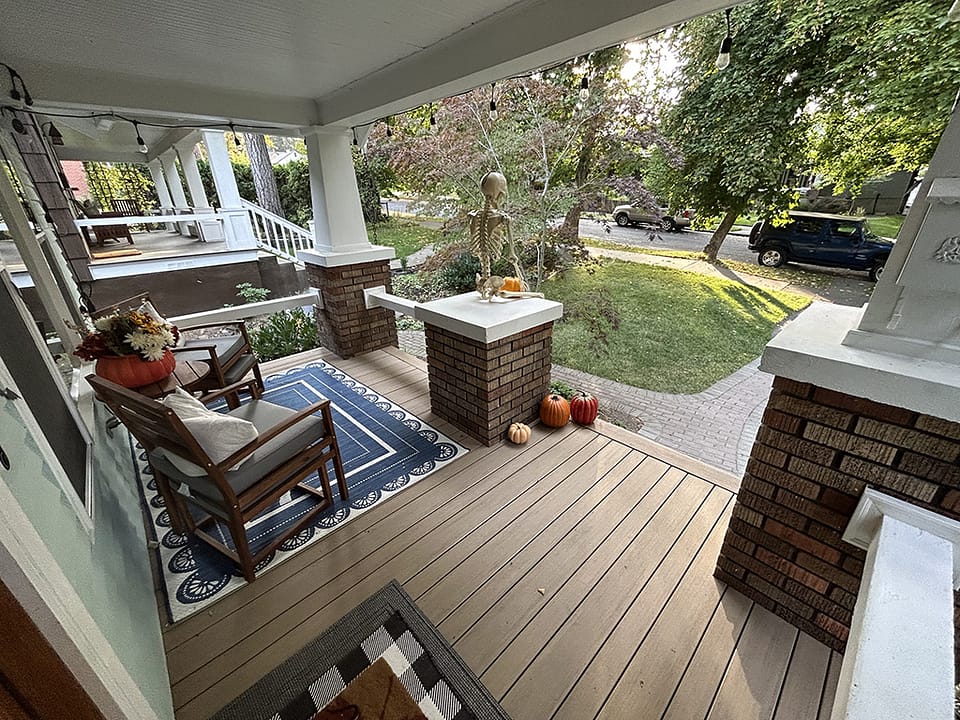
[[110, 198, 142, 216], [87, 375, 348, 581], [91, 293, 265, 405]]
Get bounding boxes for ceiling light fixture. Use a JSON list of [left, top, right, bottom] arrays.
[[716, 8, 733, 70]]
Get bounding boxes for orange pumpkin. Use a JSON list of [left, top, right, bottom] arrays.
[[500, 277, 523, 292], [95, 349, 176, 388], [540, 394, 571, 428], [508, 422, 531, 444]]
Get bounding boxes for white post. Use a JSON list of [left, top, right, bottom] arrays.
[[160, 151, 192, 235], [200, 130, 255, 249], [146, 159, 175, 231], [175, 138, 209, 208], [299, 127, 393, 267], [833, 489, 960, 720]]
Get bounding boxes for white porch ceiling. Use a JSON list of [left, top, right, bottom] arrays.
[[1, 0, 731, 131]]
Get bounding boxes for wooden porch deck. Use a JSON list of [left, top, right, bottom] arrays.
[[161, 347, 842, 720]]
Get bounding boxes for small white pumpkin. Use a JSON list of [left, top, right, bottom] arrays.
[[508, 422, 531, 444]]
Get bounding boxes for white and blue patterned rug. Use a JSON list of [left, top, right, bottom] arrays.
[[135, 361, 468, 622]]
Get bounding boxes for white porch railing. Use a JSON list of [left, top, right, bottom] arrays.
[[168, 290, 322, 329], [241, 199, 314, 265]]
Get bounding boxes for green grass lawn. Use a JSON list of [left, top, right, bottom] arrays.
[[583, 238, 831, 289], [546, 259, 811, 394], [366, 219, 440, 261], [865, 215, 904, 239]]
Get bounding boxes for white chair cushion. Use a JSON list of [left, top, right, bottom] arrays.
[[159, 388, 258, 476]]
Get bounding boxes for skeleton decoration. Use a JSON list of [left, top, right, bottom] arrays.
[[468, 171, 544, 300], [934, 236, 960, 264]]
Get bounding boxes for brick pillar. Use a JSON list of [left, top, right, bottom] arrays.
[[717, 376, 960, 653], [305, 259, 398, 358], [424, 322, 553, 446]]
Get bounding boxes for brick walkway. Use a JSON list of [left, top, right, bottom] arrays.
[[398, 329, 769, 476]]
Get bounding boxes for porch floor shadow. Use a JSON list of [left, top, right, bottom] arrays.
[[160, 346, 841, 720]]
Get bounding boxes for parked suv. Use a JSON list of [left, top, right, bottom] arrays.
[[748, 211, 894, 281], [612, 203, 694, 232]]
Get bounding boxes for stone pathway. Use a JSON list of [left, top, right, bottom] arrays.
[[398, 328, 769, 477]]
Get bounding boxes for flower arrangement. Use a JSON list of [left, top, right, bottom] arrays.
[[74, 309, 179, 362]]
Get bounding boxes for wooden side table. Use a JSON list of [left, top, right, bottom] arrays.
[[135, 360, 212, 399]]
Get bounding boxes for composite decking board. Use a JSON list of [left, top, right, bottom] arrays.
[[411, 449, 645, 617], [167, 423, 579, 679], [817, 652, 843, 720], [704, 605, 798, 720], [403, 439, 633, 601], [771, 632, 832, 720], [448, 464, 687, 672], [170, 425, 589, 709], [433, 454, 670, 643], [499, 485, 729, 719], [554, 497, 734, 720], [478, 472, 712, 697], [659, 588, 753, 720]]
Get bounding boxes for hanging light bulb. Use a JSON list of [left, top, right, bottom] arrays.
[[429, 112, 437, 133], [132, 120, 148, 154], [228, 122, 241, 147], [352, 128, 359, 146], [386, 118, 393, 138], [489, 83, 498, 121], [579, 76, 590, 102], [716, 8, 732, 70]]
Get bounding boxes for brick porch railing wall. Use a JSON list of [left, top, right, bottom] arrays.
[[716, 376, 960, 653], [424, 322, 553, 446], [306, 260, 398, 358]]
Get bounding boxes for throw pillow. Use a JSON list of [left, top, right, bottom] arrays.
[[160, 388, 258, 476]]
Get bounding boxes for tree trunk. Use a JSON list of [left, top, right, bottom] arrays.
[[243, 133, 283, 217], [702, 207, 741, 261]]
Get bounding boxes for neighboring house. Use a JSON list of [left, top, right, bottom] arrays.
[[0, 2, 959, 720]]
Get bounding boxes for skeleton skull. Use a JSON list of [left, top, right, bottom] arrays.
[[480, 172, 508, 208]]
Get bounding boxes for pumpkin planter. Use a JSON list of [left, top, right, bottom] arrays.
[[570, 392, 599, 425], [500, 277, 523, 293], [95, 349, 176, 388], [508, 422, 531, 444], [540, 394, 571, 428]]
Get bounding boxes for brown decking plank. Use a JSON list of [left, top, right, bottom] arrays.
[[500, 484, 728, 719], [477, 472, 712, 697], [430, 452, 662, 641], [660, 589, 753, 720], [446, 462, 682, 666], [170, 426, 588, 709], [593, 418, 741, 493], [704, 605, 798, 720], [381, 344, 428, 372], [555, 495, 734, 720], [771, 632, 832, 720], [817, 652, 843, 720], [409, 443, 637, 612]]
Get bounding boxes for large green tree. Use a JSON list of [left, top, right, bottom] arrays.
[[657, 0, 960, 260]]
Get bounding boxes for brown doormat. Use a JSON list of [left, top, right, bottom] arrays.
[[315, 658, 427, 720], [90, 248, 142, 259]]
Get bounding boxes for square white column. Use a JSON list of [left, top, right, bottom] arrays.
[[160, 151, 192, 236], [201, 130, 255, 249], [146, 158, 175, 231]]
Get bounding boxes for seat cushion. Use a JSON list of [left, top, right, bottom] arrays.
[[175, 334, 246, 364], [149, 400, 328, 506]]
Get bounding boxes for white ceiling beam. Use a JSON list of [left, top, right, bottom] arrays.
[[52, 148, 148, 163], [317, 0, 732, 126]]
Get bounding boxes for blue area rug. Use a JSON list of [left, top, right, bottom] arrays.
[[134, 360, 468, 622]]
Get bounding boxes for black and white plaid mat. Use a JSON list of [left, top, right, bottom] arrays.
[[273, 612, 477, 720]]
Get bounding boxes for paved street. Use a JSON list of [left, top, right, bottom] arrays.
[[578, 218, 759, 264]]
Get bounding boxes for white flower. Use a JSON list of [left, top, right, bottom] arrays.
[[93, 316, 115, 332]]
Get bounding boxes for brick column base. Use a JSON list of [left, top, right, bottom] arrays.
[[305, 260, 398, 358], [717, 377, 960, 653], [424, 322, 553, 446]]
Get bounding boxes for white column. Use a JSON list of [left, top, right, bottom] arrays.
[[299, 127, 393, 268], [832, 489, 960, 720], [146, 158, 175, 231], [201, 130, 254, 249], [160, 151, 192, 236], [175, 139, 209, 208]]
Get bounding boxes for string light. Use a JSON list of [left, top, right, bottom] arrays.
[[579, 76, 590, 102], [429, 109, 437, 133], [132, 120, 148, 154], [489, 83, 498, 121], [716, 8, 732, 70], [228, 121, 241, 147], [2, 63, 32, 106], [385, 117, 393, 137], [352, 128, 359, 146]]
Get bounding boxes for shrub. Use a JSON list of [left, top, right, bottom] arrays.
[[236, 283, 271, 304], [250, 308, 319, 361], [391, 272, 448, 303]]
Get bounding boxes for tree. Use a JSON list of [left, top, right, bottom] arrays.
[[243, 133, 284, 217]]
